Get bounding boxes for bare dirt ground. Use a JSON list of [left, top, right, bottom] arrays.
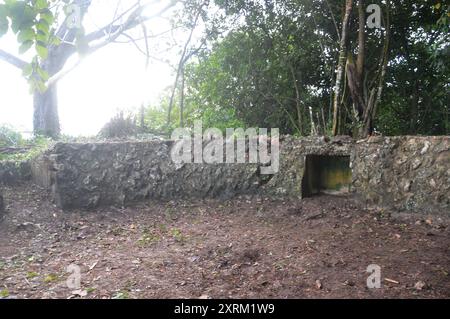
[[0, 184, 449, 299]]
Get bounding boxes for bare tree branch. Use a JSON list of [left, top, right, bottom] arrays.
[[167, 2, 206, 126], [117, 32, 154, 60], [46, 57, 84, 87], [0, 49, 28, 70], [84, 0, 177, 51], [46, 0, 177, 86], [111, 27, 177, 43], [325, 0, 341, 42], [141, 18, 150, 68]]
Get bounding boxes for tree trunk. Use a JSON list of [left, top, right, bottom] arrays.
[[409, 81, 419, 134], [370, 0, 391, 133], [167, 5, 203, 128], [289, 64, 304, 136], [332, 0, 353, 136], [356, 0, 366, 79], [180, 67, 185, 127], [358, 0, 390, 138], [308, 105, 317, 135], [33, 84, 60, 138], [30, 0, 92, 138]]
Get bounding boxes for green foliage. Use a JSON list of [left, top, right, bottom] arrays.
[[98, 112, 140, 139], [0, 124, 24, 147], [376, 0, 450, 136], [144, 102, 173, 135], [434, 1, 450, 32], [0, 0, 56, 93], [174, 0, 449, 136], [178, 1, 334, 135], [145, 83, 245, 136], [0, 125, 52, 162]]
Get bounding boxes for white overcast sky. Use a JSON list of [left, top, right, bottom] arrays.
[[0, 0, 193, 136]]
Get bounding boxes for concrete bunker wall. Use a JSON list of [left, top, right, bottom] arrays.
[[31, 136, 449, 214]]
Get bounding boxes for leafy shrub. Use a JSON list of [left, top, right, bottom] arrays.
[[98, 112, 140, 139], [0, 125, 24, 147]]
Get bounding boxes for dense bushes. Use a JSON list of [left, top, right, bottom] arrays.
[[99, 110, 169, 139], [98, 112, 141, 139]]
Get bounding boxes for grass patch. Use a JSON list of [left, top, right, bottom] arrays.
[[26, 271, 39, 279], [112, 290, 130, 299], [0, 289, 9, 298], [170, 228, 186, 243], [137, 228, 161, 247], [43, 273, 60, 283], [86, 287, 96, 294]]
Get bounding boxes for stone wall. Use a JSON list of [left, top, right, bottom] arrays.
[[31, 136, 449, 214], [34, 141, 262, 209], [352, 136, 449, 214], [263, 136, 352, 197], [0, 160, 32, 214], [0, 189, 4, 214], [33, 137, 353, 209], [0, 161, 31, 186]]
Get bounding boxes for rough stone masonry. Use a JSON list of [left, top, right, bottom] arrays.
[[29, 135, 449, 215], [352, 136, 449, 214], [0, 189, 4, 214]]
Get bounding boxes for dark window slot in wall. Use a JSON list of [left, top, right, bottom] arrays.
[[302, 155, 352, 197]]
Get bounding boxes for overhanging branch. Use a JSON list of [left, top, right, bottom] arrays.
[[167, 2, 206, 126], [85, 0, 177, 53], [0, 49, 28, 70], [46, 0, 178, 86]]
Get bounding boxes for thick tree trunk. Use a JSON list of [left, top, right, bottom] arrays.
[[29, 0, 91, 138], [33, 85, 60, 138]]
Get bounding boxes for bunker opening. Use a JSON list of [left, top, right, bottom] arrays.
[[302, 155, 352, 197]]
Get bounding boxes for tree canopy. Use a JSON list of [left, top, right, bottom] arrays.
[[159, 0, 449, 137], [1, 0, 449, 138]]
